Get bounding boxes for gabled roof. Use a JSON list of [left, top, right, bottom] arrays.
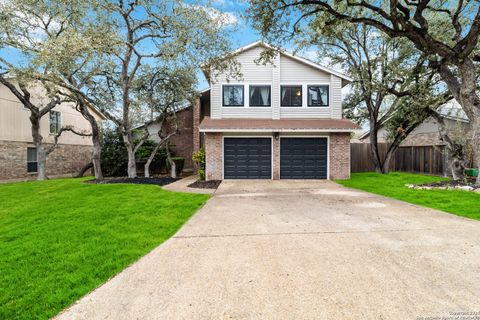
[[358, 99, 469, 140], [202, 41, 353, 87]]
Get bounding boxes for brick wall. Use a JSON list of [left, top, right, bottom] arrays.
[[205, 133, 222, 180], [165, 107, 194, 170], [272, 137, 280, 179], [329, 133, 351, 180], [0, 140, 92, 181]]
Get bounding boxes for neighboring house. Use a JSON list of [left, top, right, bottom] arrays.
[[358, 100, 469, 146], [0, 82, 106, 181], [141, 105, 195, 171], [195, 41, 358, 180]]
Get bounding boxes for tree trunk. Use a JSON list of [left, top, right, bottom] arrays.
[[472, 116, 480, 184], [165, 144, 176, 179], [29, 114, 48, 180], [126, 144, 137, 178], [121, 130, 138, 178], [92, 135, 103, 180], [438, 59, 479, 184], [368, 121, 384, 174], [78, 100, 103, 180], [75, 162, 93, 178], [36, 143, 48, 180], [144, 142, 161, 178], [430, 111, 466, 180], [381, 151, 393, 174]]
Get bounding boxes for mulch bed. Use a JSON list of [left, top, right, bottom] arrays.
[[87, 177, 178, 186], [408, 179, 480, 192], [187, 179, 222, 189]]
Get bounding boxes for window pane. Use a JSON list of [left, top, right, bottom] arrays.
[[223, 85, 244, 106], [49, 111, 61, 134], [281, 86, 302, 107], [308, 86, 329, 106], [250, 86, 271, 106], [27, 162, 38, 173], [281, 87, 291, 106], [27, 147, 37, 173], [27, 147, 37, 162]]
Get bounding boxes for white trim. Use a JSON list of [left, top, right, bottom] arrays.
[[278, 83, 331, 109], [221, 136, 274, 180], [306, 83, 331, 108], [221, 82, 274, 109], [200, 128, 355, 133], [278, 135, 330, 180]]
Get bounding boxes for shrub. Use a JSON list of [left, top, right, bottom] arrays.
[[166, 157, 185, 176], [101, 128, 167, 177], [101, 129, 128, 177], [192, 147, 206, 180]]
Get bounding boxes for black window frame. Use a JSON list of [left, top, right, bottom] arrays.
[[280, 85, 303, 107], [307, 85, 329, 107], [248, 85, 271, 107], [222, 85, 245, 107], [27, 147, 38, 173]]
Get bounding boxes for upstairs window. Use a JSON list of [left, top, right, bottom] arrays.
[[49, 110, 61, 134], [223, 85, 244, 106], [27, 147, 37, 173], [249, 85, 271, 107], [307, 85, 329, 107], [281, 86, 302, 107]]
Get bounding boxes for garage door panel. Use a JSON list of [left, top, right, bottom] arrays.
[[280, 138, 328, 179], [224, 138, 272, 179]]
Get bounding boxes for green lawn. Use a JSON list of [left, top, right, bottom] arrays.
[[0, 178, 210, 320], [337, 172, 480, 221]]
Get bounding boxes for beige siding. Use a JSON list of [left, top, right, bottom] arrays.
[[331, 75, 343, 119], [210, 45, 345, 120], [280, 54, 331, 82], [0, 83, 102, 145]]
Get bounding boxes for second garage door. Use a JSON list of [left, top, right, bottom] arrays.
[[224, 138, 272, 179], [280, 138, 328, 179]]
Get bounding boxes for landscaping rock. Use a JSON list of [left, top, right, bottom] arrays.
[[408, 179, 479, 192]]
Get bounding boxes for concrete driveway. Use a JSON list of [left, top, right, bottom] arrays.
[[57, 180, 480, 320]]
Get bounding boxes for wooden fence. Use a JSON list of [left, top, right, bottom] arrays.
[[351, 143, 447, 175]]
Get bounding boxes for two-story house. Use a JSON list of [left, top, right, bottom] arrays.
[[0, 81, 106, 181], [195, 42, 358, 180]]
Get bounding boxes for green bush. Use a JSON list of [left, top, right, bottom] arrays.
[[192, 147, 206, 180], [166, 157, 184, 176], [101, 129, 128, 177], [101, 128, 167, 177]]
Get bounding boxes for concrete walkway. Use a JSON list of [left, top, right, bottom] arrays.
[[57, 180, 480, 319], [162, 175, 216, 194]]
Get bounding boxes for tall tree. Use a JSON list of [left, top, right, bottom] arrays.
[[85, 0, 236, 178], [0, 76, 60, 180], [0, 0, 114, 180], [306, 24, 448, 173], [249, 0, 480, 183], [136, 66, 197, 178]]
